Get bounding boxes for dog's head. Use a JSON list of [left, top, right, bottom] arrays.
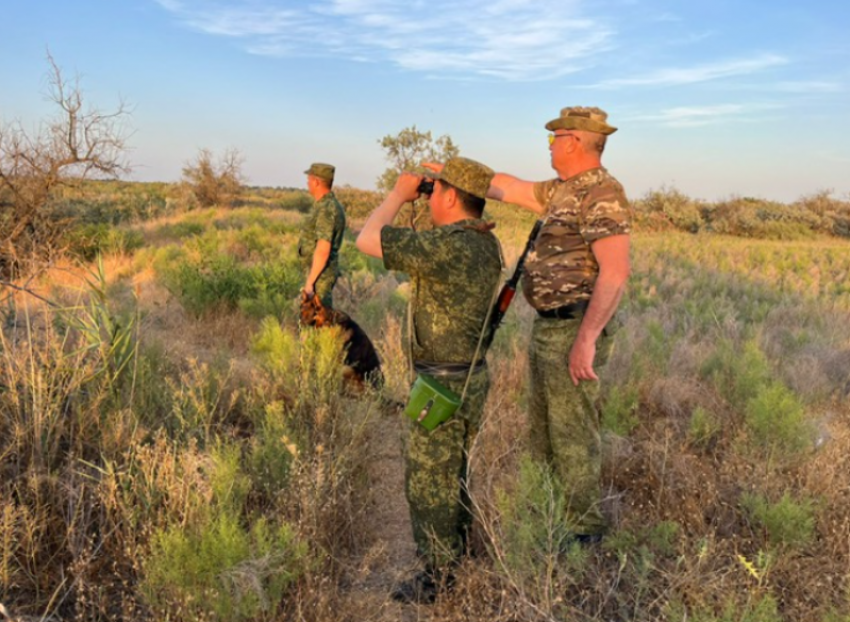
[[299, 292, 335, 328]]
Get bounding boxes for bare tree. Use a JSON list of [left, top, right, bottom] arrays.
[[180, 147, 245, 209], [0, 53, 131, 281]]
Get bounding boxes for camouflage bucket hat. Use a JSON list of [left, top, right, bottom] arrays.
[[545, 106, 617, 135], [432, 156, 494, 200], [304, 162, 335, 182]]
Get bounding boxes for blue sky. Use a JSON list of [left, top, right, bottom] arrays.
[[2, 0, 848, 201]]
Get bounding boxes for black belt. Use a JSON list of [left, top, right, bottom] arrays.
[[537, 300, 589, 319], [414, 359, 486, 378]]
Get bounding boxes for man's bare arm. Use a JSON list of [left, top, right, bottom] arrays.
[[488, 173, 545, 214], [421, 162, 544, 215], [304, 240, 331, 295], [568, 234, 630, 385]]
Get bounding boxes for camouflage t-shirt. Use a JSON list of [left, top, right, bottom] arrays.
[[382, 219, 502, 363], [523, 168, 630, 311], [298, 191, 347, 277]]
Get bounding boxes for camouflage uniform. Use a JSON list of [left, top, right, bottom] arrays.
[[298, 191, 346, 308], [382, 219, 502, 568], [525, 167, 630, 536]]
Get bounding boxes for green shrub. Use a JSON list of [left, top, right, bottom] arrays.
[[142, 514, 305, 622], [209, 443, 252, 513], [213, 209, 273, 231], [251, 320, 346, 415], [334, 185, 384, 219], [238, 259, 302, 319], [601, 384, 640, 436], [251, 318, 299, 383], [647, 520, 680, 556], [65, 223, 145, 260], [338, 235, 387, 277], [744, 383, 812, 457], [494, 456, 589, 607], [155, 232, 301, 317], [156, 220, 207, 239], [161, 254, 249, 316], [604, 521, 681, 560], [140, 437, 306, 621], [644, 320, 671, 374], [277, 191, 312, 213], [707, 196, 823, 240], [689, 406, 721, 448], [248, 401, 296, 497], [635, 186, 704, 233], [701, 339, 772, 410], [295, 326, 347, 412], [667, 594, 782, 622], [741, 491, 816, 550]]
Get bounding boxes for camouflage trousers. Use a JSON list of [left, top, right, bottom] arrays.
[[403, 369, 489, 570], [528, 316, 614, 536]]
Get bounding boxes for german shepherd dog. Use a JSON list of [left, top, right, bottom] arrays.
[[299, 293, 384, 390]]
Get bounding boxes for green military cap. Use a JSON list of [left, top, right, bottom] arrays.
[[545, 106, 617, 135], [304, 162, 335, 182], [431, 156, 494, 200]]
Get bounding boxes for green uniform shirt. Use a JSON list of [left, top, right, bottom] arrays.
[[381, 219, 502, 364], [298, 191, 347, 279], [524, 167, 631, 311]]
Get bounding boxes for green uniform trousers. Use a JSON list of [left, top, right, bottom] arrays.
[[403, 369, 489, 569], [313, 271, 336, 309], [528, 316, 614, 536]]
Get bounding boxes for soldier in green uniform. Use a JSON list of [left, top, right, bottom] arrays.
[[299, 162, 346, 308], [356, 157, 502, 604], [465, 106, 630, 542]]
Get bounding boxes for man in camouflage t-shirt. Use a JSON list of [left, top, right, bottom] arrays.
[[356, 157, 502, 604], [299, 162, 346, 308], [486, 106, 631, 541]]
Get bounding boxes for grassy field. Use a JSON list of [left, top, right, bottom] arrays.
[[1, 197, 849, 622]]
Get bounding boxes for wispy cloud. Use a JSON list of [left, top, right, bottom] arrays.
[[626, 103, 783, 128], [590, 54, 788, 88], [152, 0, 614, 81]]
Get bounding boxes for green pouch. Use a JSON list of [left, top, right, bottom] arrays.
[[404, 374, 463, 431]]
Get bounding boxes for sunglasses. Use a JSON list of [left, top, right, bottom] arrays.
[[548, 133, 578, 145]]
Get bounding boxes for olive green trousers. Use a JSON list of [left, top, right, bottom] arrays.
[[528, 316, 614, 535]]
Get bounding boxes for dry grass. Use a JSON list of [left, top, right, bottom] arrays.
[[2, 209, 850, 621]]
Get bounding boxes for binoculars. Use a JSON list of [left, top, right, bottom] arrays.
[[417, 179, 434, 195]]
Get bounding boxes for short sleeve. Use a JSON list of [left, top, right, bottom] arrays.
[[533, 179, 557, 210], [314, 200, 336, 242], [581, 184, 631, 243]]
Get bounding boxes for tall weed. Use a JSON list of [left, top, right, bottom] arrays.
[[740, 492, 816, 550], [744, 383, 813, 459], [140, 441, 306, 622], [491, 457, 590, 615]]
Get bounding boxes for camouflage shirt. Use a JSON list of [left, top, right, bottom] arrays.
[[523, 168, 630, 311], [382, 219, 502, 363], [298, 191, 347, 277]]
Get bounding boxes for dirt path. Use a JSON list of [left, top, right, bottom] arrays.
[[340, 411, 435, 620]]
